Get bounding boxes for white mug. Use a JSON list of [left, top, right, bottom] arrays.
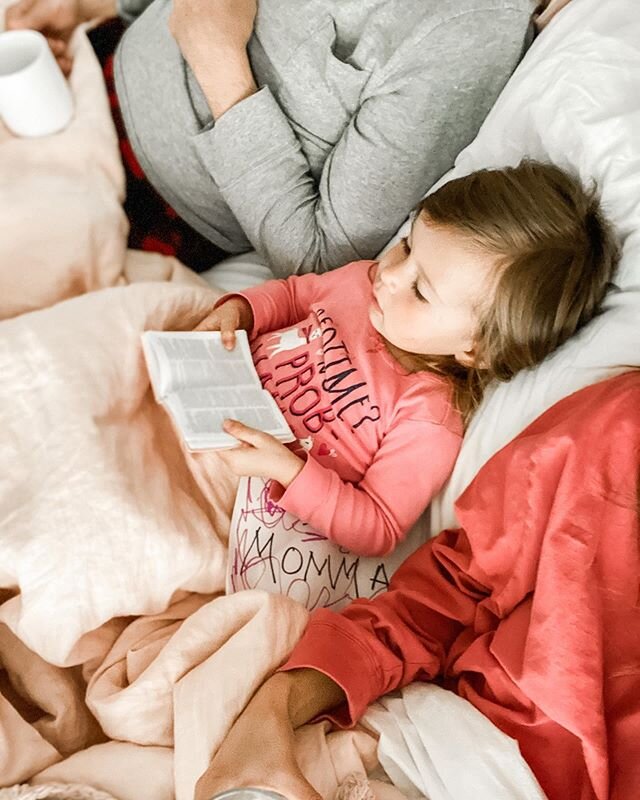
[[0, 29, 74, 137]]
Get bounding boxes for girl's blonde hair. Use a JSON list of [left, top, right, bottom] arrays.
[[415, 160, 620, 422]]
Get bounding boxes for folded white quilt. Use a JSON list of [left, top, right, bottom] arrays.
[[363, 685, 546, 800]]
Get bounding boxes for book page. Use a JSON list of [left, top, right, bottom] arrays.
[[166, 385, 292, 445], [142, 330, 293, 449], [145, 331, 258, 395]]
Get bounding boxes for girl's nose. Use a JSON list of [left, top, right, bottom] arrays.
[[380, 255, 406, 292]]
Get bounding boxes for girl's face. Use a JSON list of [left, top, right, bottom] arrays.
[[369, 214, 498, 365]]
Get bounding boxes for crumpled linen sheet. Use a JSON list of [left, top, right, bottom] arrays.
[[0, 277, 403, 800], [362, 685, 546, 800], [0, 584, 390, 800]]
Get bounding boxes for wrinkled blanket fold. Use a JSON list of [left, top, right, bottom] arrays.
[[0, 283, 235, 664], [0, 280, 397, 799]]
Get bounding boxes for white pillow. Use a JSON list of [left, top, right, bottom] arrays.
[[431, 0, 640, 531], [225, 476, 429, 611], [201, 251, 275, 293]]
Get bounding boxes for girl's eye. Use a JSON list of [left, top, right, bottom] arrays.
[[412, 280, 428, 303]]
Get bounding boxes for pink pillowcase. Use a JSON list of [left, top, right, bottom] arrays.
[[0, 19, 128, 320]]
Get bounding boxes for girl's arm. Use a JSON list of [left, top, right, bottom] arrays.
[[238, 271, 329, 338], [191, 8, 530, 275], [274, 416, 462, 557], [199, 260, 371, 339], [197, 267, 335, 338]]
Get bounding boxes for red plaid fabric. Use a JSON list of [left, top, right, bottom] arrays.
[[89, 19, 227, 273]]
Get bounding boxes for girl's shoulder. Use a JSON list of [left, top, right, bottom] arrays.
[[314, 259, 377, 297], [392, 369, 464, 438]]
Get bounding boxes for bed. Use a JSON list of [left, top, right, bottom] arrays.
[[0, 0, 638, 798]]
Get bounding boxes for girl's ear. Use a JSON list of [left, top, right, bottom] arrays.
[[454, 349, 475, 368], [455, 346, 487, 369]]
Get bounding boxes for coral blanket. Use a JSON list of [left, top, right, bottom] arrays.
[[1, 274, 636, 800], [287, 371, 640, 800]]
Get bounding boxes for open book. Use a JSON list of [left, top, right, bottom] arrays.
[[141, 330, 295, 450]]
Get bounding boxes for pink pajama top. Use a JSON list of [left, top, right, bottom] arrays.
[[236, 260, 463, 557]]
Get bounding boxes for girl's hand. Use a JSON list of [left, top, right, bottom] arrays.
[[218, 420, 304, 488], [195, 297, 254, 350]]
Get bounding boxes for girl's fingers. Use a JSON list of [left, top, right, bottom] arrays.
[[216, 442, 254, 475], [194, 313, 221, 331], [220, 319, 237, 350], [223, 419, 262, 445]]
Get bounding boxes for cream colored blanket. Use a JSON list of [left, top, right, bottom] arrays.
[[0, 285, 385, 792], [0, 271, 391, 797], [0, 11, 206, 318], [0, 10, 398, 799]]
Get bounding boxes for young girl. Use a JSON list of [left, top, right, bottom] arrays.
[[195, 160, 619, 559]]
